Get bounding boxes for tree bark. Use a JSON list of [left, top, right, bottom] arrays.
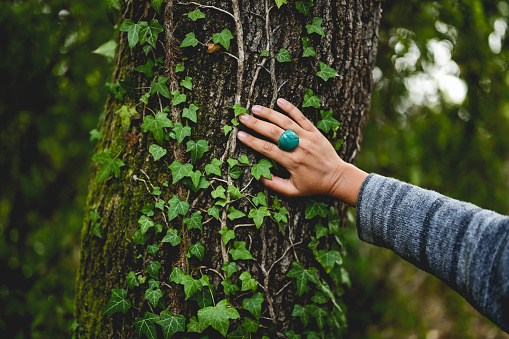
[[75, 0, 381, 337]]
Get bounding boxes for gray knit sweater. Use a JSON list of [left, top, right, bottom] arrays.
[[356, 174, 509, 332]]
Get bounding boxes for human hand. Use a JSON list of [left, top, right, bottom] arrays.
[[236, 98, 368, 206]]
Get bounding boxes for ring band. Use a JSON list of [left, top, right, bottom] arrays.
[[278, 130, 299, 151]]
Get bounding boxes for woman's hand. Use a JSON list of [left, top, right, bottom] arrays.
[[236, 98, 368, 206]]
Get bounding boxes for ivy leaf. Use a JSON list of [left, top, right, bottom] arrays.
[[152, 186, 161, 196], [242, 292, 263, 319], [205, 158, 222, 176], [302, 88, 320, 108], [138, 215, 155, 235], [286, 262, 319, 296], [119, 19, 147, 49], [157, 311, 186, 339], [168, 160, 193, 184], [260, 50, 269, 57], [168, 195, 190, 222], [135, 59, 155, 77], [306, 17, 325, 37], [89, 128, 102, 142], [227, 206, 246, 220], [180, 76, 193, 90], [315, 250, 342, 273], [230, 165, 243, 179], [191, 287, 214, 308], [219, 226, 235, 245], [301, 37, 316, 57], [151, 0, 163, 13], [175, 63, 185, 72], [224, 125, 233, 136], [276, 48, 291, 62], [248, 207, 271, 229], [296, 0, 314, 16], [169, 267, 184, 284], [311, 291, 328, 304], [133, 229, 149, 245], [274, 206, 289, 224], [233, 103, 249, 117], [105, 0, 121, 10], [317, 109, 340, 133], [126, 271, 139, 289], [150, 76, 172, 99], [304, 199, 328, 219], [171, 90, 187, 106], [221, 278, 240, 296], [291, 304, 309, 326], [147, 261, 162, 279], [145, 287, 163, 307], [238, 154, 250, 165], [227, 185, 244, 199], [139, 20, 164, 47], [186, 140, 209, 164], [227, 158, 239, 167], [162, 229, 181, 246], [172, 122, 192, 144], [252, 192, 267, 207], [188, 8, 206, 21], [135, 312, 159, 339], [212, 185, 227, 200], [221, 262, 237, 278], [305, 304, 328, 330], [147, 244, 159, 256], [316, 62, 339, 81], [188, 241, 205, 261], [213, 29, 234, 51], [183, 103, 199, 123], [239, 271, 258, 292], [92, 149, 125, 183], [275, 0, 287, 9], [251, 158, 273, 180], [198, 299, 240, 336], [103, 289, 131, 315], [181, 275, 203, 300], [315, 223, 329, 239], [229, 241, 253, 260], [180, 32, 199, 48], [189, 170, 201, 188], [242, 318, 260, 334], [149, 144, 167, 161], [184, 211, 203, 232]]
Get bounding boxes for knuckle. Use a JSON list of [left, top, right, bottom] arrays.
[[269, 126, 280, 139], [262, 141, 276, 153], [283, 118, 294, 128]]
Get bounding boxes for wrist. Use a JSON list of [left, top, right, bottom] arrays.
[[329, 163, 368, 206]]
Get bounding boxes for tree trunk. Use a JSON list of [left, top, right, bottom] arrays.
[[75, 0, 381, 337]]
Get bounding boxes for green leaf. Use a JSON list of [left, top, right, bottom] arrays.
[[242, 292, 263, 319], [89, 128, 102, 142], [145, 287, 163, 307], [168, 160, 193, 184], [183, 103, 199, 123], [233, 103, 249, 117], [184, 211, 203, 232], [241, 318, 260, 333], [274, 206, 289, 223], [140, 92, 150, 105], [285, 330, 302, 339], [181, 31, 199, 48], [260, 50, 269, 57], [275, 0, 287, 9], [308, 236, 319, 251], [175, 63, 185, 72], [127, 271, 139, 289], [213, 29, 235, 51], [92, 149, 125, 183], [133, 229, 149, 245], [119, 19, 147, 49], [162, 229, 181, 246], [229, 241, 253, 260], [167, 195, 190, 222], [224, 125, 233, 136], [317, 109, 340, 133], [188, 8, 206, 21], [230, 165, 243, 179], [231, 118, 240, 126], [186, 140, 209, 164], [179, 76, 193, 90], [191, 287, 214, 308], [221, 278, 240, 296], [227, 185, 244, 199], [151, 0, 163, 13], [296, 0, 314, 16], [135, 312, 159, 339], [143, 44, 153, 55], [187, 316, 200, 333], [302, 88, 320, 108], [208, 206, 221, 220], [171, 90, 187, 106], [251, 158, 273, 180], [103, 289, 131, 315], [147, 261, 162, 279], [92, 223, 102, 238], [140, 20, 164, 48], [93, 39, 117, 60], [227, 158, 239, 167], [181, 275, 203, 300], [189, 170, 201, 188], [291, 304, 309, 326], [286, 262, 319, 296], [172, 122, 192, 144], [227, 206, 245, 220], [239, 271, 258, 292], [152, 186, 161, 195], [315, 249, 342, 273], [248, 207, 271, 228], [306, 17, 325, 37], [157, 311, 186, 339], [135, 59, 155, 77], [315, 223, 329, 239], [316, 62, 339, 81], [305, 199, 328, 219], [169, 267, 184, 284], [205, 158, 222, 176], [252, 192, 267, 207], [150, 76, 172, 99], [301, 37, 316, 57], [306, 304, 328, 330], [276, 48, 291, 62], [149, 144, 167, 161], [198, 299, 240, 336], [211, 185, 227, 200], [221, 262, 237, 278], [147, 244, 159, 256], [311, 291, 328, 304], [105, 0, 121, 10], [188, 241, 205, 261], [219, 226, 235, 245], [238, 154, 250, 165]]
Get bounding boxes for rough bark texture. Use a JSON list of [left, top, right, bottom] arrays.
[[75, 0, 381, 337]]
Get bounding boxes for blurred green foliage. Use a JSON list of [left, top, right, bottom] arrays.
[[1, 0, 508, 337]]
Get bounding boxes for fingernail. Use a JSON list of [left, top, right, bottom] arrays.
[[239, 114, 249, 122], [277, 98, 287, 107], [237, 131, 247, 139], [252, 105, 262, 113]]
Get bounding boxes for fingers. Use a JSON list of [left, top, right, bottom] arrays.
[[238, 114, 285, 144], [261, 174, 300, 197], [237, 131, 290, 167], [276, 98, 316, 131], [251, 104, 304, 134]]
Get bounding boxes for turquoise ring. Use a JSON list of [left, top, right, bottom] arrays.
[[278, 130, 299, 151]]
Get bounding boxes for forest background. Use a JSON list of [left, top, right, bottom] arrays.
[[1, 0, 508, 338]]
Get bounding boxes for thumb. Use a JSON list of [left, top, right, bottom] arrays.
[[261, 174, 300, 197]]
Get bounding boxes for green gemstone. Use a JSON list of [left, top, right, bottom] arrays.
[[278, 130, 299, 151]]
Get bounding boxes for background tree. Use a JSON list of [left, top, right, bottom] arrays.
[[74, 0, 381, 337]]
